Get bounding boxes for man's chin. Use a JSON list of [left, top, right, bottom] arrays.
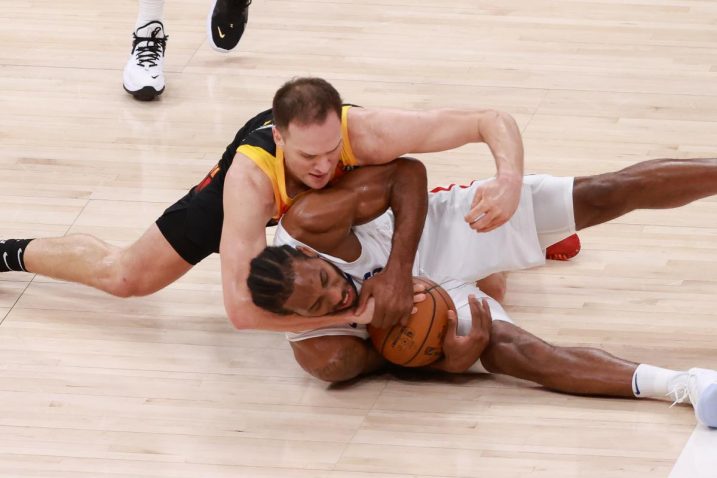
[[306, 175, 331, 189]]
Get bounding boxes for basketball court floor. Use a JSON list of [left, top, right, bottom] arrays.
[[1, 1, 716, 477]]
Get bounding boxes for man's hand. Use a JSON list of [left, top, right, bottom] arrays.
[[432, 295, 492, 373], [355, 269, 419, 328], [464, 174, 522, 232]]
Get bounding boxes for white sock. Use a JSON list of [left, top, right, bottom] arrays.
[[632, 364, 687, 400], [135, 0, 165, 29]]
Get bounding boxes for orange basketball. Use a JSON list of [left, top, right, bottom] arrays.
[[367, 277, 454, 367]]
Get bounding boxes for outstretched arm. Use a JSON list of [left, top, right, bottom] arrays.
[[349, 107, 524, 232]]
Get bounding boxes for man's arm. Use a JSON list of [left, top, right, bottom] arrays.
[[349, 107, 524, 232], [220, 157, 372, 331], [284, 158, 426, 256], [284, 158, 428, 328]]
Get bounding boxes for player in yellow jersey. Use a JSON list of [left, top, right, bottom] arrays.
[[1, 77, 525, 332]]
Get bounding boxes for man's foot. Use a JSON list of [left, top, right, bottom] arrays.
[[670, 368, 717, 428], [688, 368, 717, 428], [207, 0, 251, 52], [546, 233, 581, 261], [122, 21, 167, 101]]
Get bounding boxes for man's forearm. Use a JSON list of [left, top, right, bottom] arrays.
[[478, 110, 524, 180], [228, 300, 363, 332], [384, 158, 428, 273]]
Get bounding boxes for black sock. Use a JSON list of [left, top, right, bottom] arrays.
[[0, 239, 34, 272]]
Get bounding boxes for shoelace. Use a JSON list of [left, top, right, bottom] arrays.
[[666, 373, 699, 409], [667, 384, 689, 408], [132, 27, 168, 68]]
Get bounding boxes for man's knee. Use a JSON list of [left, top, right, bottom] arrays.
[[476, 273, 507, 303], [100, 251, 153, 298], [290, 336, 370, 383], [572, 173, 631, 229], [480, 321, 554, 374]]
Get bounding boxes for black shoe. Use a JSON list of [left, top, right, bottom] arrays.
[[207, 0, 251, 52]]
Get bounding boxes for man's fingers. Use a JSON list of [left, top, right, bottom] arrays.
[[470, 185, 484, 209], [465, 201, 488, 225], [353, 298, 375, 324], [468, 208, 496, 231], [473, 211, 509, 233], [355, 283, 374, 315], [468, 295, 490, 326], [468, 295, 482, 325], [467, 296, 493, 335], [371, 303, 387, 328], [479, 298, 492, 329], [413, 292, 427, 304], [413, 282, 427, 294], [443, 309, 458, 345]]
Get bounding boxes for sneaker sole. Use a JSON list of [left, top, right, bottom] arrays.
[[697, 382, 717, 428], [206, 0, 233, 53], [124, 85, 165, 101], [546, 233, 581, 261]]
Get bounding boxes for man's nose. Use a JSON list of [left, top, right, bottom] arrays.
[[314, 156, 332, 173]]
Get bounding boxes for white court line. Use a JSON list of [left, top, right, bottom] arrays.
[[669, 425, 717, 478]]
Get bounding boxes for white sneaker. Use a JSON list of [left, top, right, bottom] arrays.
[[122, 21, 168, 101], [670, 368, 717, 428]]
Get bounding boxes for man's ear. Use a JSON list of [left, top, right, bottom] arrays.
[[272, 126, 285, 148], [296, 245, 319, 258]]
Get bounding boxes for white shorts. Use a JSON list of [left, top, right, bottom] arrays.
[[286, 174, 575, 343], [416, 174, 575, 285]]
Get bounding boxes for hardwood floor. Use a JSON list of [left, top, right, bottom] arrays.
[[1, 0, 715, 476]]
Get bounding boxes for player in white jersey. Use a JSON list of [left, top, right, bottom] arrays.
[[247, 157, 717, 428], [271, 171, 570, 339]]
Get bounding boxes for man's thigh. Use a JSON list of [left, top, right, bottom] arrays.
[[120, 224, 194, 295]]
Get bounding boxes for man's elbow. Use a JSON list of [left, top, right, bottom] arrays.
[[225, 302, 257, 330], [492, 109, 519, 130], [395, 156, 427, 179]]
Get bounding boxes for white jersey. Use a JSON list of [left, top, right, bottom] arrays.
[[276, 175, 576, 341]]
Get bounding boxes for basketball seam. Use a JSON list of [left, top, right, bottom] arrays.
[[403, 277, 437, 366]]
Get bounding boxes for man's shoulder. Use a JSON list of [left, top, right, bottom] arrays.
[[239, 124, 277, 155]]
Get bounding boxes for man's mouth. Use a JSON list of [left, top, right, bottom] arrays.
[[338, 286, 354, 309]]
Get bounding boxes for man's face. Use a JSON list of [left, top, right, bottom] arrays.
[[284, 255, 358, 317], [273, 113, 343, 190]]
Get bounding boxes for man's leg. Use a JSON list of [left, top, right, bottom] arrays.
[[480, 321, 717, 427], [123, 0, 167, 101], [476, 273, 507, 303], [573, 158, 717, 230], [290, 335, 385, 383], [481, 321, 636, 396], [207, 0, 251, 53], [12, 224, 192, 297]]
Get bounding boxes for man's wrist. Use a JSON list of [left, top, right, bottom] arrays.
[[384, 259, 413, 276], [496, 169, 522, 184]]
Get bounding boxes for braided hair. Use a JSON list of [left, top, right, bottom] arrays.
[[247, 245, 307, 314]]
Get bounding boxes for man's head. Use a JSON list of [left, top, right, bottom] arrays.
[[248, 245, 358, 316], [272, 77, 344, 189]]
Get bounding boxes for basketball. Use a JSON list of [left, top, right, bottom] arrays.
[[367, 277, 455, 367]]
